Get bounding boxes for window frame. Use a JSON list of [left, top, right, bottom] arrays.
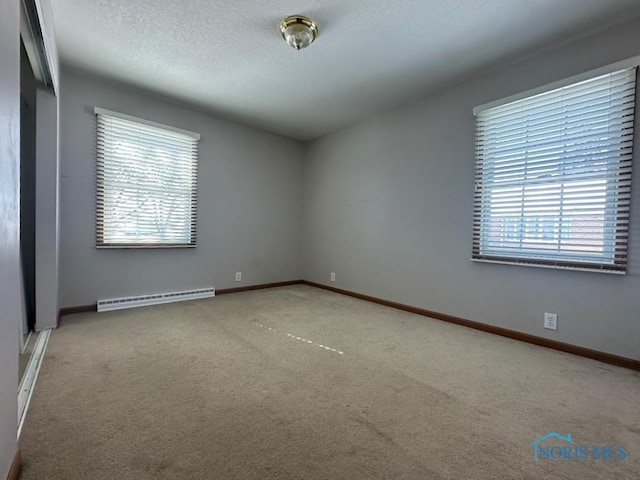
[[95, 108, 200, 249], [471, 57, 639, 274]]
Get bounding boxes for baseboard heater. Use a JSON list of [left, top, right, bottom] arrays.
[[97, 287, 215, 312]]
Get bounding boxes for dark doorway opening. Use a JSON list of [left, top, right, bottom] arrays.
[[21, 39, 37, 336]]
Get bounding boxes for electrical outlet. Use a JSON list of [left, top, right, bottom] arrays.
[[330, 272, 336, 282], [235, 272, 242, 282], [544, 312, 558, 330]]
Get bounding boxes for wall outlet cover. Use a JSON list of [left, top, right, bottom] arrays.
[[235, 272, 242, 282], [544, 312, 558, 330]]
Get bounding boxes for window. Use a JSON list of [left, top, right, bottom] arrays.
[[95, 108, 199, 247], [472, 65, 636, 273]]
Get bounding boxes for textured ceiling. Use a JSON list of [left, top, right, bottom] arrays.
[[51, 0, 640, 140]]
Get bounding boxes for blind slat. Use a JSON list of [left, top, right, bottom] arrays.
[[96, 112, 199, 247], [472, 67, 636, 273]]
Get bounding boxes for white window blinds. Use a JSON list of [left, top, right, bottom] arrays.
[[473, 67, 636, 273], [96, 109, 199, 247]]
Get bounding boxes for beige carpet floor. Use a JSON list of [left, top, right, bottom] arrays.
[[19, 285, 640, 479]]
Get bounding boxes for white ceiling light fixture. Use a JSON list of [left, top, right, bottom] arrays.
[[279, 15, 318, 51]]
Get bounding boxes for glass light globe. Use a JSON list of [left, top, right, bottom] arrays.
[[284, 24, 314, 50], [280, 16, 318, 51]]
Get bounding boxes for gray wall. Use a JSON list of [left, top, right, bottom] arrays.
[[0, 0, 21, 475], [36, 86, 60, 329], [59, 71, 305, 308], [303, 17, 640, 360], [34, 0, 61, 329]]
